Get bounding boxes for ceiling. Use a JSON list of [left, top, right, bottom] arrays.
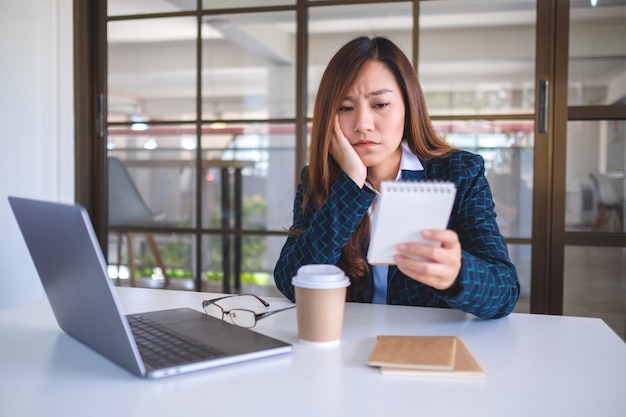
[[104, 0, 626, 121]]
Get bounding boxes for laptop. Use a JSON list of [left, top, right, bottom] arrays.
[[8, 196, 292, 379]]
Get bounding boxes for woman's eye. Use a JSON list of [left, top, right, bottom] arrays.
[[373, 102, 390, 109], [338, 106, 353, 112]]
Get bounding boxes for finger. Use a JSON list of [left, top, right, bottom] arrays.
[[420, 229, 460, 248], [395, 253, 460, 288], [333, 115, 344, 139], [330, 117, 348, 157], [330, 116, 366, 187], [396, 242, 448, 263], [394, 239, 461, 289], [393, 257, 457, 290]]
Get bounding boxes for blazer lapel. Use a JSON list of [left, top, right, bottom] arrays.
[[387, 265, 398, 288], [400, 168, 427, 181]]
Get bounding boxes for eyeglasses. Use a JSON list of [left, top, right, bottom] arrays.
[[202, 294, 295, 328]]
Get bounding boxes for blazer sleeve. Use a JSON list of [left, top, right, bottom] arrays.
[[273, 167, 375, 301], [438, 152, 520, 319]]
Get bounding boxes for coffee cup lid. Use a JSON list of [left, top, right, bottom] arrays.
[[291, 264, 350, 289]]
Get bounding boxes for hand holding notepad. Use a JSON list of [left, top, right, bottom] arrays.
[[367, 181, 457, 265]]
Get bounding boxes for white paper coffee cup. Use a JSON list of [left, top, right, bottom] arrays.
[[292, 264, 350, 345]]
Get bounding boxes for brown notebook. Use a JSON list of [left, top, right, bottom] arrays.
[[367, 335, 486, 378]]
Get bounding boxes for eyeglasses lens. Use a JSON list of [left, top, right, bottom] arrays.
[[204, 303, 224, 320], [229, 310, 256, 328]]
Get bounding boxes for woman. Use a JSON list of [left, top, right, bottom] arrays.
[[274, 36, 519, 319]]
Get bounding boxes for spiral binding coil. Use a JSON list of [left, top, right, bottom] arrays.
[[381, 181, 456, 193]]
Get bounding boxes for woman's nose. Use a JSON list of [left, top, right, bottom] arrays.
[[354, 108, 374, 133]]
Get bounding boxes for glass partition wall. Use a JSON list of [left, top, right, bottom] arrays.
[[106, 5, 298, 293], [89, 0, 625, 339], [105, 0, 537, 305], [562, 1, 626, 339]]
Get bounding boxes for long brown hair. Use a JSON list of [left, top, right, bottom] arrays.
[[301, 36, 454, 298]]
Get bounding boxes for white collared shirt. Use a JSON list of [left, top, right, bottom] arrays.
[[366, 141, 424, 304]]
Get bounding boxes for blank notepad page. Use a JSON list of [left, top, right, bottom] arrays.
[[367, 181, 456, 265]]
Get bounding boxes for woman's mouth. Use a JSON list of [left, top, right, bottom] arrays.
[[353, 139, 378, 147]]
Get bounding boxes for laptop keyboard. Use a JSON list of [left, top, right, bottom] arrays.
[[128, 315, 227, 368]]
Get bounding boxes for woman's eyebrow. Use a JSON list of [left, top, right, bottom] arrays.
[[366, 89, 393, 98], [342, 89, 393, 101]]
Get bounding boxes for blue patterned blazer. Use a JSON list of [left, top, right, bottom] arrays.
[[274, 150, 520, 319]]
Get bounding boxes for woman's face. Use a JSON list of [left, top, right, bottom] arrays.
[[337, 60, 405, 169]]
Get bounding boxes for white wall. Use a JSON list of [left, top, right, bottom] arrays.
[[0, 0, 74, 310]]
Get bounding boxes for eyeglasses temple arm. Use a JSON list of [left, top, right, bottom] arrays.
[[249, 294, 271, 307], [201, 295, 234, 309], [254, 306, 296, 321]]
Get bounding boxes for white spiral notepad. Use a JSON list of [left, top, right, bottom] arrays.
[[367, 181, 457, 265]]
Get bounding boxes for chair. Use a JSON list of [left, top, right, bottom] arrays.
[[589, 172, 623, 232], [108, 156, 170, 287]]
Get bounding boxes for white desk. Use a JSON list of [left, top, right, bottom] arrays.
[[1, 287, 624, 417]]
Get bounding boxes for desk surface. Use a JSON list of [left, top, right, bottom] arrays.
[[1, 287, 624, 417]]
